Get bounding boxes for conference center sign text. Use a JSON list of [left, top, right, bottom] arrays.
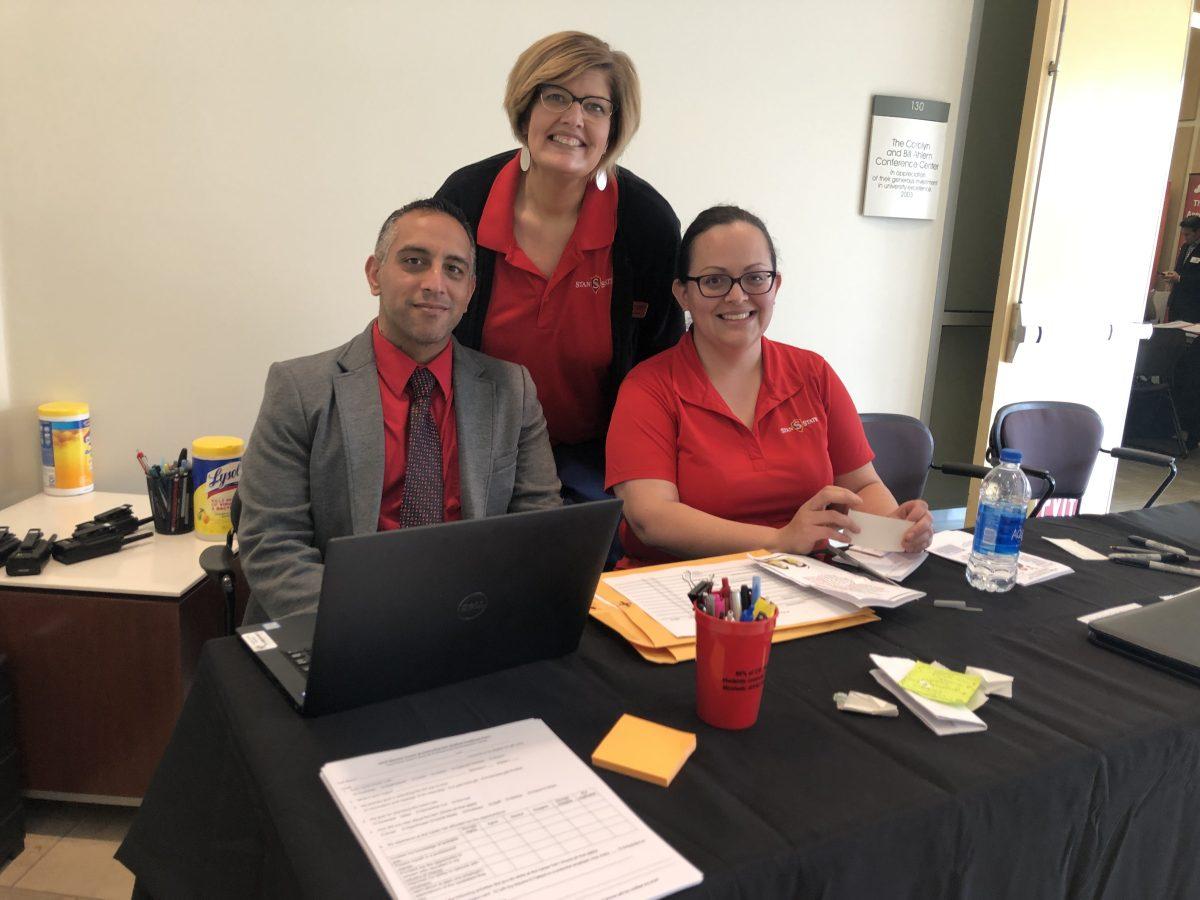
[[863, 95, 950, 220]]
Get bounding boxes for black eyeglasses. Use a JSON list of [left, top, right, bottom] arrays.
[[682, 271, 777, 298], [537, 83, 615, 120]]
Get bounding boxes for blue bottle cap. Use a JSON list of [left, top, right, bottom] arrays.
[[999, 448, 1023, 464]]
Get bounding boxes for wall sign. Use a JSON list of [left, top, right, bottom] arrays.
[[862, 95, 950, 220]]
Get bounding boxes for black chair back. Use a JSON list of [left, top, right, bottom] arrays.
[[859, 413, 934, 504], [988, 401, 1102, 503], [1133, 328, 1186, 382]]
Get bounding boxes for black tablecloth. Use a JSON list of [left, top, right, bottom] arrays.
[[117, 504, 1200, 898]]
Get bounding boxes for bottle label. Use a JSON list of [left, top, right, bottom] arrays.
[[972, 503, 1023, 556]]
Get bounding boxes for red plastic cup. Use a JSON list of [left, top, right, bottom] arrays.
[[694, 608, 777, 729]]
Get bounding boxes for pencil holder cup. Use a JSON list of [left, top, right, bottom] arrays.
[[146, 473, 194, 535], [694, 609, 777, 730]]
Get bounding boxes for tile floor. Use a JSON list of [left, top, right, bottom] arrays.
[[0, 455, 1194, 900], [1109, 451, 1200, 512], [0, 801, 135, 900]]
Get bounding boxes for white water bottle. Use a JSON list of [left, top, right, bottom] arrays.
[[966, 449, 1032, 593]]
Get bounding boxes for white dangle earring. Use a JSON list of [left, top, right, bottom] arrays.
[[594, 168, 608, 191], [519, 146, 531, 172]]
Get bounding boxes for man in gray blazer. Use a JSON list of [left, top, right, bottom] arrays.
[[238, 198, 561, 623]]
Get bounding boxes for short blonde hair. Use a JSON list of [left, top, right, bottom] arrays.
[[504, 31, 642, 175]]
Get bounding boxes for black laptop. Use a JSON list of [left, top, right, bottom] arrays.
[[236, 499, 622, 716], [1088, 586, 1200, 684]]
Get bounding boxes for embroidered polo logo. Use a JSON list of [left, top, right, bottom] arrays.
[[631, 301, 649, 319], [457, 592, 489, 621], [780, 416, 819, 435], [574, 275, 613, 293]]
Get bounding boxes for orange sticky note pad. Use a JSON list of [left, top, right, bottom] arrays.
[[591, 714, 697, 787]]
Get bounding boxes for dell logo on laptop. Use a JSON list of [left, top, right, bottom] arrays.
[[457, 592, 489, 621]]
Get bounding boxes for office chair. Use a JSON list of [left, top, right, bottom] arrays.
[[198, 492, 241, 634], [859, 412, 1055, 519], [987, 401, 1177, 517], [859, 414, 934, 503], [1123, 328, 1189, 458]]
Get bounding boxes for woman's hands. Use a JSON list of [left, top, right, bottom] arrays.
[[771, 489, 932, 556], [892, 499, 933, 553], [771, 486, 863, 555]]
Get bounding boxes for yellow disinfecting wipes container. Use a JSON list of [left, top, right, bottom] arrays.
[[39, 402, 94, 496], [192, 435, 244, 541]]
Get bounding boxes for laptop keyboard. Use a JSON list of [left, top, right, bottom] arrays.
[[285, 647, 313, 674]]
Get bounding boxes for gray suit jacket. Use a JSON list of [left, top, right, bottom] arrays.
[[238, 323, 561, 622]]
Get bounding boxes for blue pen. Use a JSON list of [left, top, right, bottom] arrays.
[[751, 576, 762, 604], [740, 608, 753, 622]]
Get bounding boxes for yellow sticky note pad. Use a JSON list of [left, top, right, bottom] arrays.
[[591, 714, 697, 787], [900, 662, 982, 706]]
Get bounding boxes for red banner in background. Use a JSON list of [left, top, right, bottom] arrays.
[[1185, 173, 1200, 221]]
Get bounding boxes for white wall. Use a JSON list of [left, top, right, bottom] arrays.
[[0, 0, 975, 507]]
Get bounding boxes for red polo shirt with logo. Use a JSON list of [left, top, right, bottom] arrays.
[[476, 152, 616, 445], [604, 332, 874, 567], [372, 321, 462, 529]]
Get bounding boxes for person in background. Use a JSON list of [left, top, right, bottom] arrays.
[[435, 31, 682, 504], [604, 206, 933, 569], [1164, 215, 1200, 449], [238, 199, 560, 622], [1164, 214, 1200, 323]]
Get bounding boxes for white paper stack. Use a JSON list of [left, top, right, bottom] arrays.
[[869, 655, 988, 736], [927, 531, 1073, 586], [840, 546, 928, 582], [752, 554, 925, 609], [320, 719, 703, 900]]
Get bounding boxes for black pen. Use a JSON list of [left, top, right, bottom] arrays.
[[1109, 555, 1200, 578], [1109, 546, 1191, 564], [1128, 535, 1200, 562]]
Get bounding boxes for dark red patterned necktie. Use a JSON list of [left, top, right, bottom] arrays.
[[399, 367, 444, 528]]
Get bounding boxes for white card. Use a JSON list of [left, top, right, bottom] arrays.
[[1042, 537, 1106, 561], [240, 630, 277, 652], [847, 509, 909, 553]]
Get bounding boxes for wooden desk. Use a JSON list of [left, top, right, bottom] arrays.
[[0, 492, 243, 802]]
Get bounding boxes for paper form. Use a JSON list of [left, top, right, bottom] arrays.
[[320, 719, 702, 900], [928, 531, 1073, 585], [604, 559, 858, 638], [752, 554, 925, 608]]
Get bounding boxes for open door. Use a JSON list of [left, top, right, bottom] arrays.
[[969, 0, 1192, 520]]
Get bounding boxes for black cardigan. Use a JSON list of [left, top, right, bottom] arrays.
[[435, 151, 684, 433]]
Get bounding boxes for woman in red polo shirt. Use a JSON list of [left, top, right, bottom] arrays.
[[435, 31, 682, 503], [605, 206, 933, 568]]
